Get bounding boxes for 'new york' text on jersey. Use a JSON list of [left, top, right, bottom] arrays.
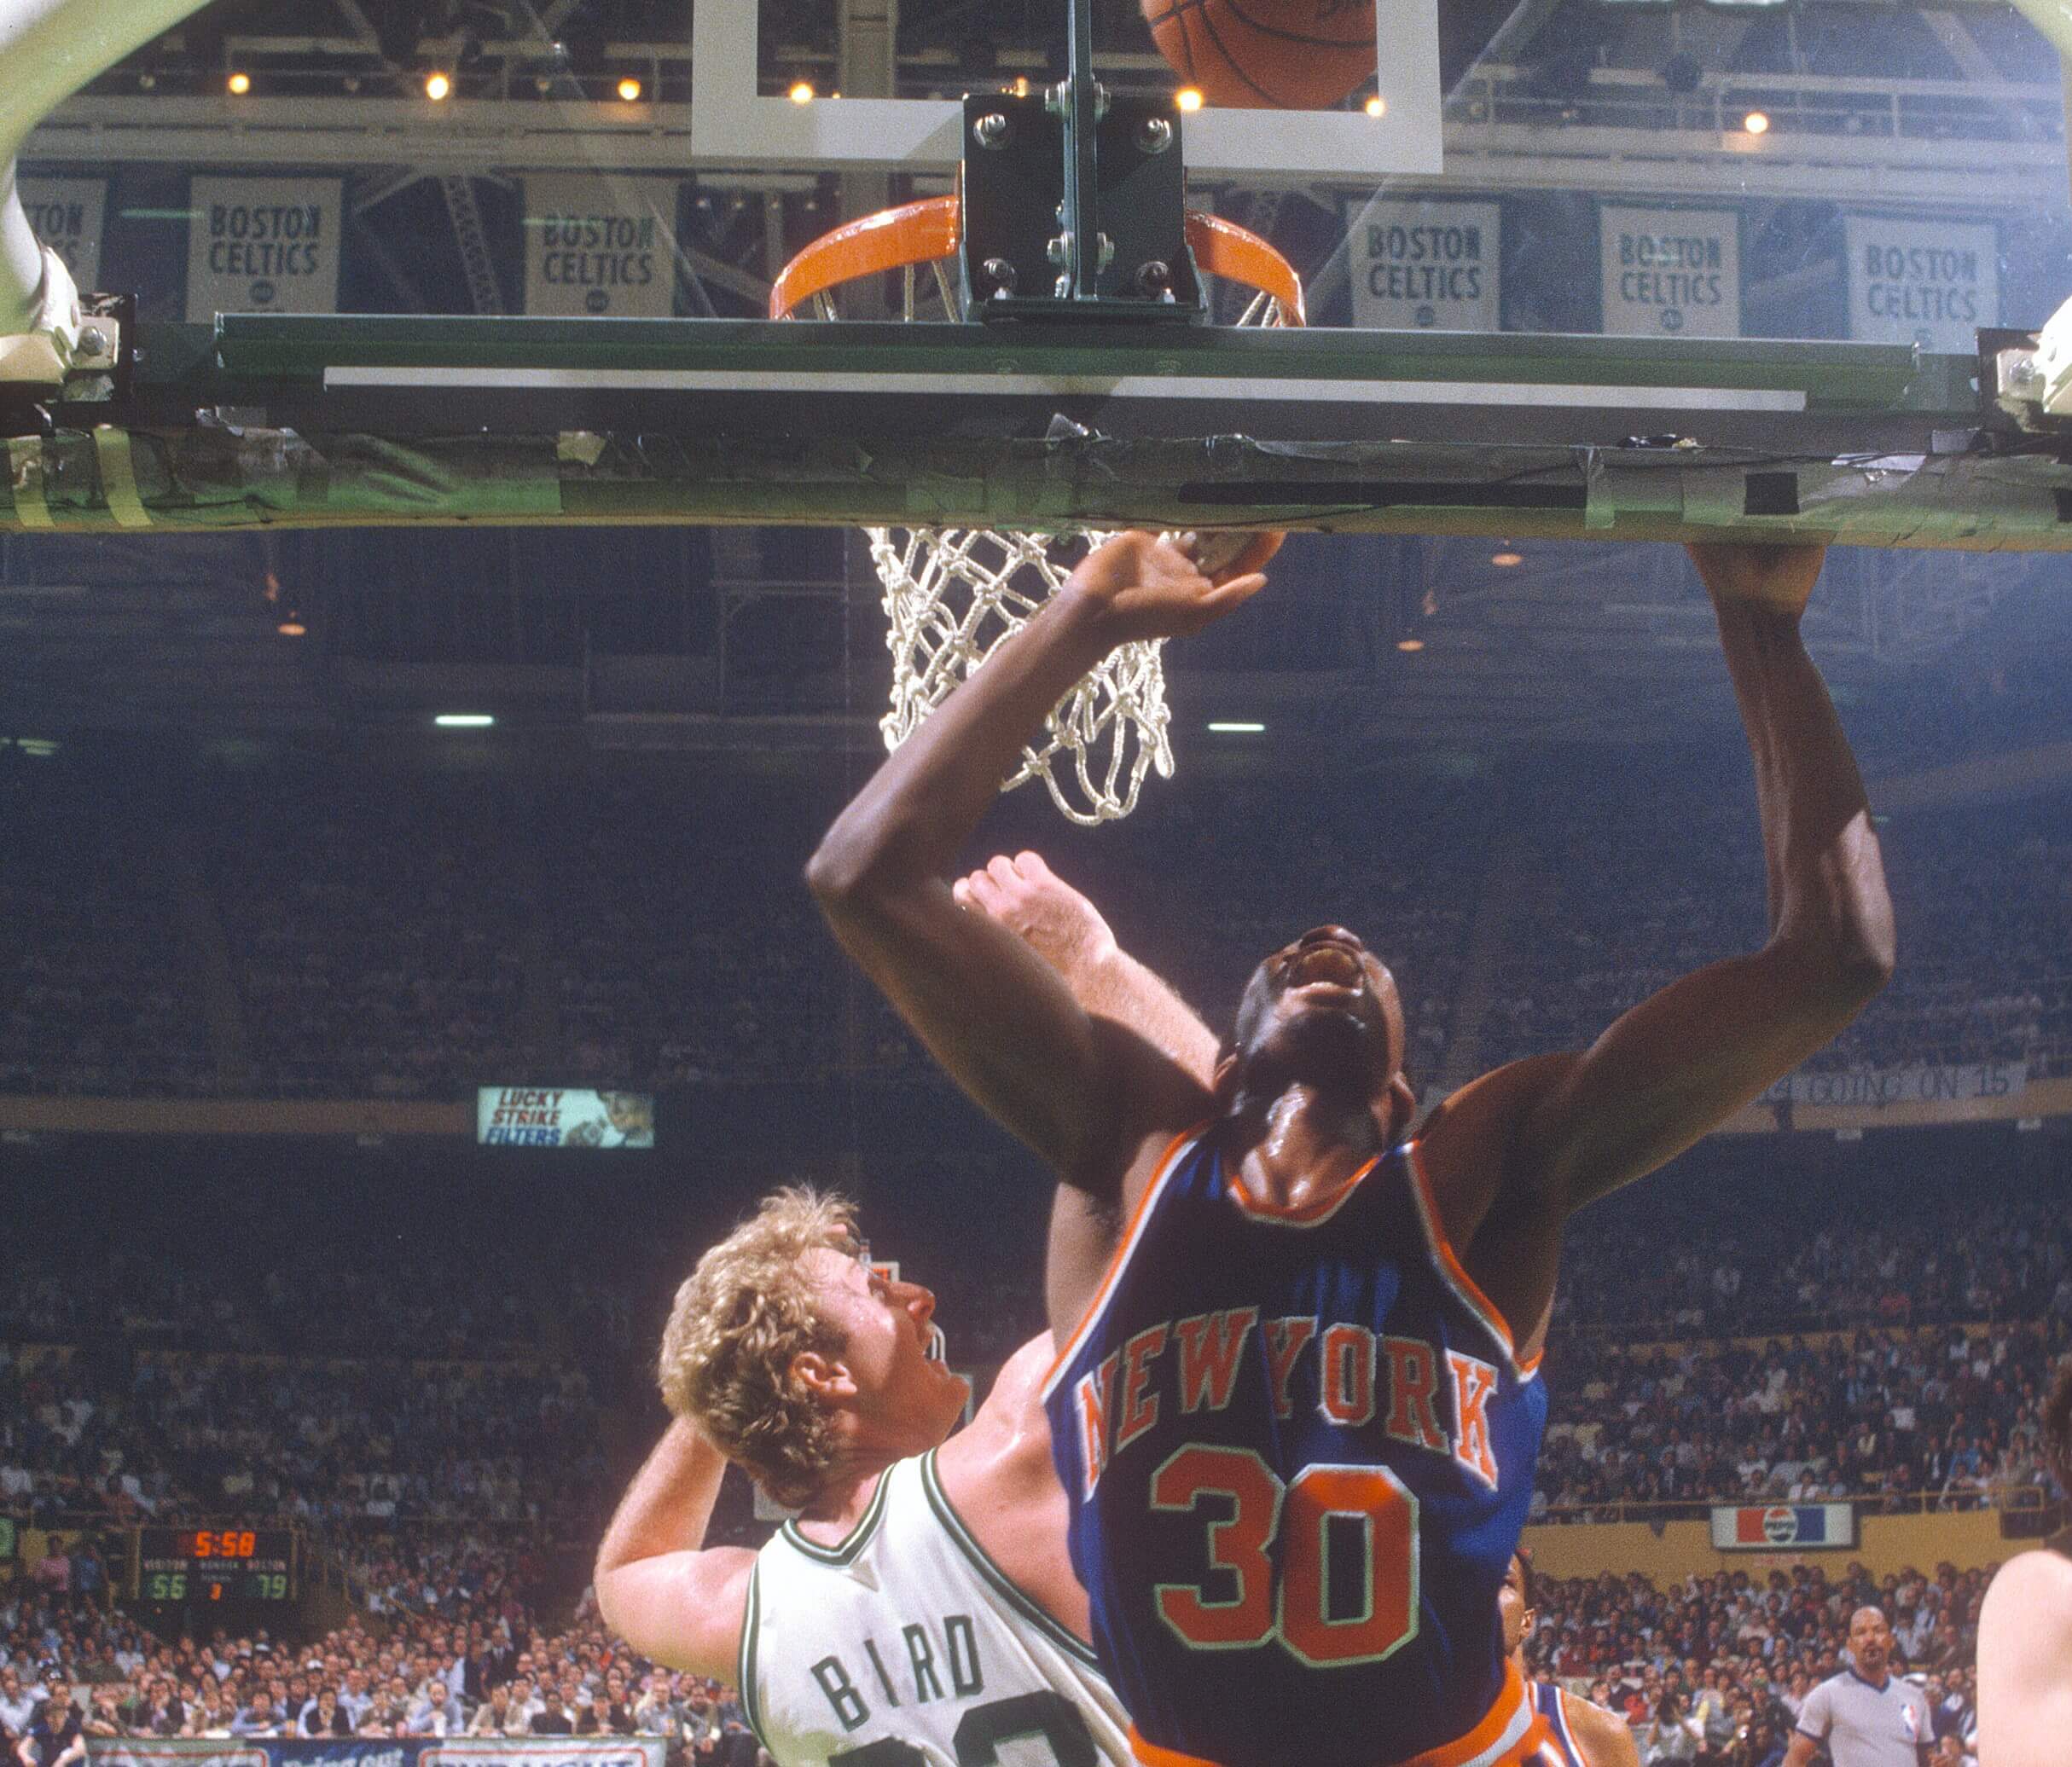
[[1041, 1129, 1550, 1767]]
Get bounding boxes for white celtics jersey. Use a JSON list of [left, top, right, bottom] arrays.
[[740, 1449, 1132, 1766]]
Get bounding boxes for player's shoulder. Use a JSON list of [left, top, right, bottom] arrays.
[[1420, 1053, 1577, 1169], [1558, 1689, 1641, 1767], [1984, 1545, 2072, 1625]]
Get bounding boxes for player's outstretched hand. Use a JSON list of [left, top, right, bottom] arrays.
[[1063, 530, 1271, 644], [1686, 541, 1825, 621], [954, 851, 1117, 977]]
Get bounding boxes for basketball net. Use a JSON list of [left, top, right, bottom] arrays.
[[870, 525, 1172, 826], [775, 197, 1302, 822]]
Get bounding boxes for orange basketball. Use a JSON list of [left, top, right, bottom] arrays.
[[1140, 0, 1376, 110]]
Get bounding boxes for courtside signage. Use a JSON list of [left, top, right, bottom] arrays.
[[17, 176, 105, 288], [186, 177, 343, 321], [476, 1086, 654, 1148], [1599, 206, 1740, 339], [522, 175, 680, 318], [1843, 215, 1998, 356], [1345, 197, 1500, 332], [1710, 1503, 1854, 1551]]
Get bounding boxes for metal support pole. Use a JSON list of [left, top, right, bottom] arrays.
[[1061, 0, 1101, 301]]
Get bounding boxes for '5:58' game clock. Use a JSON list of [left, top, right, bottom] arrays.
[[131, 1528, 297, 1603]]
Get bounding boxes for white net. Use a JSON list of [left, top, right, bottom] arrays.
[[781, 203, 1297, 822], [868, 526, 1173, 826]]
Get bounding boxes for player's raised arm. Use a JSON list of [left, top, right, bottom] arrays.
[[1503, 542, 1895, 1211], [808, 533, 1266, 1186], [592, 1420, 754, 1682], [955, 850, 1221, 1086]]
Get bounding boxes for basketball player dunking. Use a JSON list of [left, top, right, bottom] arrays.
[[810, 532, 1893, 1767], [1976, 1353, 2072, 1767]]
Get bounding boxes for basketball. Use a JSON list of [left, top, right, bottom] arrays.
[[1140, 0, 1377, 109]]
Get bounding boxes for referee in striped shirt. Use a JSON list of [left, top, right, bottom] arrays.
[[1780, 1608, 1931, 1767]]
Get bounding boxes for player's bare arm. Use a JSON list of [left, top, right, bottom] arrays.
[[933, 1330, 1095, 1643], [1421, 542, 1894, 1351], [1561, 1692, 1642, 1767], [1977, 1547, 2072, 1767], [956, 849, 1220, 1085], [810, 533, 1270, 1324], [592, 1420, 754, 1682]]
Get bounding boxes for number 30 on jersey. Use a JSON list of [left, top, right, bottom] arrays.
[[1148, 1448, 1419, 1665]]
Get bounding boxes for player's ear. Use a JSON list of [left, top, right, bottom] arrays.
[[790, 1351, 857, 1405], [1211, 1049, 1240, 1104]]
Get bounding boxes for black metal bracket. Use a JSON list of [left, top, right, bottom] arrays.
[[957, 0, 1203, 323]]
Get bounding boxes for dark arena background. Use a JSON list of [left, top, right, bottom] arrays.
[[4, 2, 2072, 1766]]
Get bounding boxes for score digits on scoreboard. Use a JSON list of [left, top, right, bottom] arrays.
[[133, 1527, 296, 1603]]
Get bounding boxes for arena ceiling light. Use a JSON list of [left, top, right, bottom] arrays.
[[617, 76, 642, 101], [1743, 110, 1771, 135], [433, 713, 494, 728], [226, 71, 251, 95], [1206, 721, 1265, 733], [424, 69, 453, 101]]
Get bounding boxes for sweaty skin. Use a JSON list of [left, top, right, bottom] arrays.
[[810, 534, 1893, 1367]]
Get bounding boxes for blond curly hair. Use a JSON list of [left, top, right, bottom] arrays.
[[659, 1187, 859, 1507]]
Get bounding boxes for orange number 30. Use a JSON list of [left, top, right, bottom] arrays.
[[1148, 1447, 1419, 1666]]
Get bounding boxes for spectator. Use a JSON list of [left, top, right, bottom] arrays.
[[529, 1689, 574, 1736], [15, 1683, 84, 1767]]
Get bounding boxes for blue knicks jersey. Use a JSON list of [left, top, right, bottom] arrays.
[[1041, 1129, 1549, 1767], [1529, 1683, 1587, 1767]]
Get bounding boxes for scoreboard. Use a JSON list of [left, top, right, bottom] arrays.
[[130, 1528, 297, 1604]]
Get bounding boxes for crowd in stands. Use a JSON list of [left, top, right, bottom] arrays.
[[1525, 1559, 1994, 1765], [6, 748, 2068, 1103], [1534, 1318, 2069, 1520], [0, 1552, 766, 1763], [204, 771, 533, 1100], [0, 768, 213, 1098], [0, 1533, 2017, 1766]]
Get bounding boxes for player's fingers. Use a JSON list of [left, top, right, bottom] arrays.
[[1206, 572, 1269, 612], [985, 854, 1023, 890], [1013, 850, 1056, 884], [951, 877, 973, 909], [1217, 530, 1285, 583]]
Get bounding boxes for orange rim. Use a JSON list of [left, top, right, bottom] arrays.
[[770, 194, 1303, 325]]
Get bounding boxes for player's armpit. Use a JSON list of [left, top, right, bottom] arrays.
[[1978, 1550, 2072, 1767], [1512, 931, 1890, 1214], [591, 1547, 755, 1683]]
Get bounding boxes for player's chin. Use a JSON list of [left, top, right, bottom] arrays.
[[1269, 1008, 1389, 1093]]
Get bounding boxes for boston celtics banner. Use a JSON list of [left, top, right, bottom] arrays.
[[186, 177, 344, 320], [1844, 215, 1997, 355], [522, 175, 679, 317], [1345, 197, 1501, 332], [1599, 205, 1739, 339], [17, 177, 106, 288]]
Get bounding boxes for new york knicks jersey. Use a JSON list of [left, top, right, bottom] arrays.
[[740, 1450, 1134, 1765], [1041, 1129, 1550, 1767], [1529, 1683, 1587, 1767]]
